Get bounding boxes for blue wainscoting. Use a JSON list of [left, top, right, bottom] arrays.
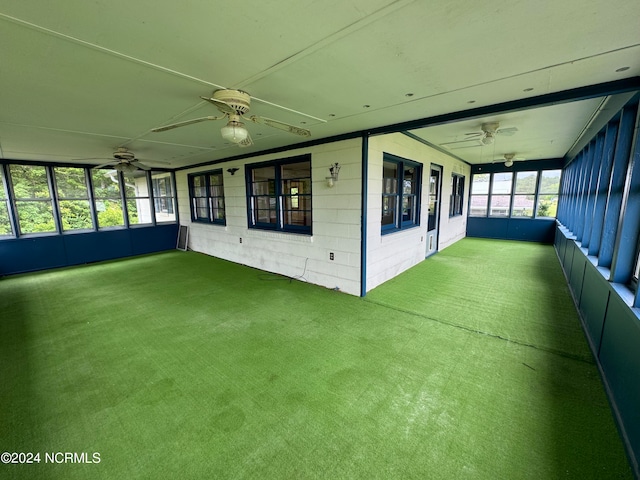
[[0, 224, 179, 276], [555, 225, 640, 474], [467, 217, 556, 242]]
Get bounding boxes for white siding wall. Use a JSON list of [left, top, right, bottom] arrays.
[[175, 138, 363, 296], [366, 133, 470, 292]]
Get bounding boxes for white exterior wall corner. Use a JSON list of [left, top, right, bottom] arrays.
[[365, 133, 471, 293], [175, 138, 363, 296]]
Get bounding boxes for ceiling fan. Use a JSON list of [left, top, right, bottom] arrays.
[[151, 89, 312, 147], [92, 148, 167, 172], [493, 153, 525, 167], [465, 122, 518, 145]]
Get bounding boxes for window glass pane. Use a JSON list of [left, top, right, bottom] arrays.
[[491, 172, 513, 194], [515, 171, 538, 194], [403, 166, 417, 194], [59, 200, 93, 231], [92, 169, 122, 198], [382, 196, 396, 226], [383, 162, 398, 194], [0, 201, 11, 235], [55, 167, 88, 198], [282, 161, 310, 180], [512, 195, 535, 217], [10, 165, 51, 199], [537, 195, 558, 217], [471, 174, 490, 194], [470, 195, 488, 216], [96, 199, 125, 228], [0, 169, 12, 236], [10, 165, 56, 233], [152, 172, 175, 223], [0, 168, 7, 199], [634, 250, 640, 281], [55, 167, 93, 231], [540, 170, 561, 194], [15, 200, 56, 233], [123, 172, 152, 225], [402, 195, 416, 223], [490, 195, 511, 217]]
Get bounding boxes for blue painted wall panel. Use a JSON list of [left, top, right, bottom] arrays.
[[0, 235, 67, 275], [598, 296, 640, 470], [63, 229, 133, 265], [578, 266, 610, 351], [568, 249, 586, 303], [0, 224, 179, 276], [467, 217, 555, 243]]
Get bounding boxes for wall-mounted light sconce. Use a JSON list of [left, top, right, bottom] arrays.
[[227, 167, 239, 175], [326, 163, 341, 188]]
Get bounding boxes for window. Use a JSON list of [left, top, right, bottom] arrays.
[[54, 167, 93, 231], [91, 169, 125, 229], [151, 172, 176, 223], [537, 169, 561, 217], [381, 154, 422, 232], [489, 172, 513, 217], [512, 171, 538, 217], [449, 174, 465, 217], [188, 170, 225, 224], [10, 164, 56, 234], [470, 169, 561, 219], [247, 155, 311, 234], [0, 167, 12, 236], [123, 171, 152, 225], [469, 173, 490, 216]]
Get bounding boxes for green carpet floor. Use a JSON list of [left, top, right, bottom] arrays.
[[0, 238, 633, 479]]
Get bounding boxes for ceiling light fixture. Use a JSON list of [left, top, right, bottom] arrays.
[[481, 132, 495, 145], [114, 163, 137, 173], [220, 120, 249, 144]]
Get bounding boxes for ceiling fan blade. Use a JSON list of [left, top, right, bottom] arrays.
[[247, 115, 311, 137], [151, 116, 224, 132], [134, 162, 151, 170], [497, 127, 518, 136], [200, 96, 236, 115], [93, 161, 116, 169], [464, 132, 483, 137], [238, 132, 254, 148]]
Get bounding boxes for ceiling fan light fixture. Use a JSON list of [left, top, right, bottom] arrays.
[[220, 121, 249, 144], [481, 133, 494, 145], [114, 162, 137, 173]]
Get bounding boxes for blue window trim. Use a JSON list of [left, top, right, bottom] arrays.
[[245, 154, 312, 235], [188, 169, 226, 226], [381, 153, 422, 234]]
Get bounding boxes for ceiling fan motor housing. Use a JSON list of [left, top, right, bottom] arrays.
[[113, 148, 135, 161], [212, 89, 251, 114]]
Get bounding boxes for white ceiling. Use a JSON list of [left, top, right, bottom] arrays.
[[0, 1, 639, 169]]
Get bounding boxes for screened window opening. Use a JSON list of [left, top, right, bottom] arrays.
[[54, 167, 93, 231], [152, 172, 176, 223], [490, 172, 513, 217], [246, 156, 311, 234], [124, 171, 152, 225], [91, 169, 125, 228], [188, 170, 225, 225], [449, 174, 465, 217], [0, 167, 13, 236], [537, 170, 561, 217], [469, 173, 490, 216], [10, 164, 56, 234], [381, 154, 422, 233], [513, 171, 538, 217]]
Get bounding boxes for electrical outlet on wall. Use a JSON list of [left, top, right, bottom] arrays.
[[239, 238, 242, 244], [329, 252, 334, 261]]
